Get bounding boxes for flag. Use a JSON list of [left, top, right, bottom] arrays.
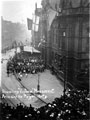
[[27, 18, 32, 30], [32, 15, 39, 32], [38, 42, 41, 47], [32, 24, 39, 32], [33, 15, 39, 25]]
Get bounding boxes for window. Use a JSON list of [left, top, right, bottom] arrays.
[[82, 38, 89, 52], [54, 29, 56, 44]]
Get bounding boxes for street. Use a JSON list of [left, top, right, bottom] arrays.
[[1, 51, 64, 108]]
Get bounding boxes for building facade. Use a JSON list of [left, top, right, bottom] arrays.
[[36, 0, 89, 90]]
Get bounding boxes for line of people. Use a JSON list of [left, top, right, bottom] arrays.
[[7, 54, 45, 77]]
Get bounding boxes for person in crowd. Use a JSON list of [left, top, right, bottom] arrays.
[[7, 53, 45, 76], [7, 66, 10, 77], [18, 77, 21, 81], [1, 89, 89, 120]]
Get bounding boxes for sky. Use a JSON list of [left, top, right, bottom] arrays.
[[1, 0, 42, 25]]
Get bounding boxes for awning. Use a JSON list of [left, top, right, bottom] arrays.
[[24, 46, 40, 53]]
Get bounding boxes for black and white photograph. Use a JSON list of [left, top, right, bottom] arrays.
[[0, 0, 90, 120]]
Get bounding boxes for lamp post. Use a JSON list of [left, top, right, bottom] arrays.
[[63, 56, 66, 97], [62, 31, 67, 97], [37, 73, 40, 93]]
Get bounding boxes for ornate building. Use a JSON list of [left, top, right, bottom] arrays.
[[37, 0, 89, 90]]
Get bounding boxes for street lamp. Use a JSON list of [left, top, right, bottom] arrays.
[[37, 73, 41, 95], [63, 56, 66, 97], [37, 73, 40, 91], [62, 31, 67, 97]]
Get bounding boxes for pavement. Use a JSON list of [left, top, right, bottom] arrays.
[[1, 50, 64, 108]]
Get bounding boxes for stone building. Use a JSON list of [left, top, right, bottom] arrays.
[[36, 0, 89, 90]]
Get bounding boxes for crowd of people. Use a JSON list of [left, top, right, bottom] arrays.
[[1, 89, 89, 120], [7, 53, 45, 77]]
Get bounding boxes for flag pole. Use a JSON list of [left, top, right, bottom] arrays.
[[31, 14, 34, 54], [31, 28, 33, 54], [31, 12, 36, 53]]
